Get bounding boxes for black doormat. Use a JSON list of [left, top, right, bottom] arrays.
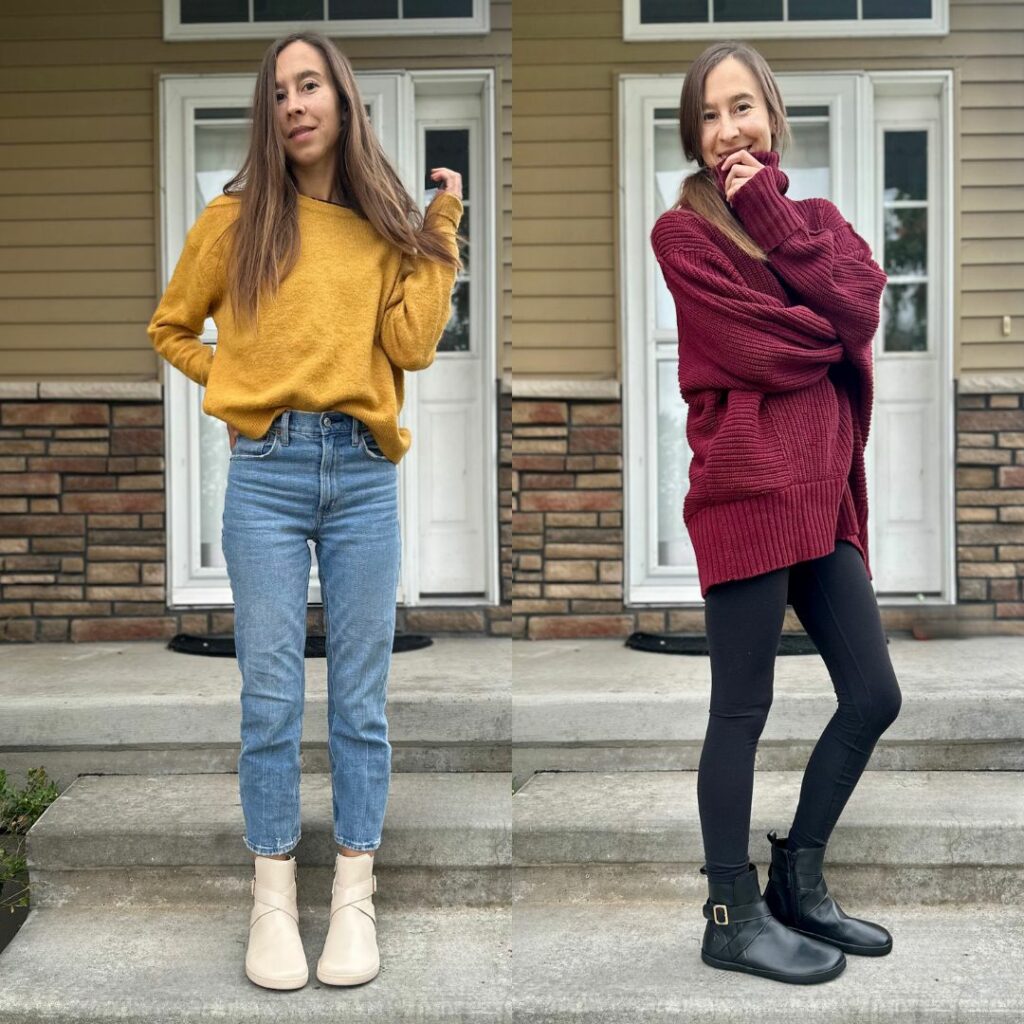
[[625, 632, 820, 656], [167, 633, 433, 657]]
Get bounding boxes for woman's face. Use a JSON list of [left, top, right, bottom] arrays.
[[274, 41, 344, 172], [700, 56, 774, 169]]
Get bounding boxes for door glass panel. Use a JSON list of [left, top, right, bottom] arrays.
[[656, 359, 692, 568], [182, 0, 247, 22], [255, 0, 322, 19], [715, 0, 782, 20], [882, 129, 928, 353], [864, 0, 930, 16], [790, 0, 855, 16], [425, 127, 470, 352], [640, 0, 706, 22]]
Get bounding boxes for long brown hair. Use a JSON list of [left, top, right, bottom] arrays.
[[219, 31, 462, 330], [675, 41, 792, 262]]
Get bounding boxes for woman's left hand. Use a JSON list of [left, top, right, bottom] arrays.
[[429, 167, 463, 202], [720, 149, 767, 203]]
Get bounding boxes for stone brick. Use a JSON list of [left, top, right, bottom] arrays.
[[3, 554, 60, 571], [515, 426, 567, 438], [989, 394, 1021, 409], [512, 533, 542, 551], [86, 563, 140, 584], [512, 402, 568, 425], [53, 428, 108, 439], [997, 432, 1024, 448], [544, 543, 622, 559], [519, 491, 622, 512], [85, 585, 166, 601], [511, 438, 567, 455], [570, 403, 621, 425], [565, 456, 595, 471], [71, 617, 178, 642], [995, 603, 1024, 619], [112, 405, 163, 426], [958, 432, 995, 448], [528, 615, 633, 640], [511, 582, 541, 598], [958, 411, 1024, 431], [0, 514, 84, 537], [403, 609, 487, 633], [118, 475, 164, 491], [1, 619, 36, 641], [956, 507, 997, 522], [0, 539, 29, 553], [513, 599, 570, 614], [4, 584, 83, 599], [594, 455, 623, 471], [999, 466, 1024, 488], [0, 457, 26, 471], [990, 579, 1020, 601], [34, 601, 112, 616], [2, 403, 109, 426], [544, 560, 598, 582], [668, 609, 708, 631], [110, 428, 163, 456], [576, 472, 622, 489], [599, 512, 622, 527], [598, 560, 623, 583], [28, 456, 108, 472], [48, 442, 108, 455], [544, 583, 623, 599], [30, 499, 59, 514], [516, 554, 543, 572], [512, 455, 566, 472], [88, 515, 140, 529], [958, 577, 988, 600], [957, 467, 996, 489], [545, 513, 597, 527], [0, 440, 46, 455], [0, 499, 27, 513], [0, 602, 31, 616], [520, 473, 574, 490], [959, 522, 1024, 543], [547, 527, 622, 544], [571, 600, 626, 613], [62, 492, 164, 514], [957, 545, 996, 561], [513, 513, 544, 533], [958, 489, 1024, 507], [87, 545, 164, 561], [957, 395, 986, 410], [0, 573, 56, 585], [999, 507, 1024, 522], [957, 447, 1011, 465], [636, 611, 667, 632], [61, 557, 85, 573], [568, 426, 621, 454], [32, 537, 83, 552], [958, 562, 1018, 578], [0, 473, 60, 496]]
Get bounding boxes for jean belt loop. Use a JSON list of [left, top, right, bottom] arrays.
[[280, 410, 290, 446], [351, 415, 361, 447]]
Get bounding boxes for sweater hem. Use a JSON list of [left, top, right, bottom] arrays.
[[686, 477, 849, 597]]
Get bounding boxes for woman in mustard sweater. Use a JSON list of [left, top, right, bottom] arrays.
[[147, 32, 462, 991]]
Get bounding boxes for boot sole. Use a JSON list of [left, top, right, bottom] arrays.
[[786, 925, 893, 957], [701, 950, 846, 985], [315, 962, 380, 986], [245, 966, 309, 990]]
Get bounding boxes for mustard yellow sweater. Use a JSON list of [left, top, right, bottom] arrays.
[[147, 190, 462, 463]]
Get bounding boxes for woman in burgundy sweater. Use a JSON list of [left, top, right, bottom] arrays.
[[650, 42, 903, 985]]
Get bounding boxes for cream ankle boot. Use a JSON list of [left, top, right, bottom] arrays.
[[316, 851, 380, 986], [244, 854, 309, 990]]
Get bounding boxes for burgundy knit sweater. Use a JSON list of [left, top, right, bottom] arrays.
[[650, 149, 888, 597]]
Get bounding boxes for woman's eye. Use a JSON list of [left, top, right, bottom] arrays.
[[704, 103, 752, 121], [276, 82, 316, 101]]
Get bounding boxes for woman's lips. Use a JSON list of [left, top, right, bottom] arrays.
[[290, 127, 314, 140]]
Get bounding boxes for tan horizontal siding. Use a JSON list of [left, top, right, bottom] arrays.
[[0, 0, 510, 381], [514, 0, 1024, 378]]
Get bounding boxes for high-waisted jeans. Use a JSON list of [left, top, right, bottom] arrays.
[[697, 540, 903, 883], [222, 409, 400, 857]]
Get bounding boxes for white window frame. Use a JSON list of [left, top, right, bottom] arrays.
[[164, 0, 488, 41], [620, 70, 954, 607], [624, 0, 948, 42]]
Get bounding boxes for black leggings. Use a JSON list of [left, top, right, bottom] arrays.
[[697, 540, 902, 883]]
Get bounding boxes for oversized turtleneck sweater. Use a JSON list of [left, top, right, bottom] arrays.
[[147, 189, 463, 463], [650, 150, 887, 596]]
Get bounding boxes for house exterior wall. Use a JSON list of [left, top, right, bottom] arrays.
[[0, 0, 511, 641], [511, 0, 1024, 638]]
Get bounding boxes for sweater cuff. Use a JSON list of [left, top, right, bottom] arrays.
[[425, 190, 463, 231], [730, 164, 806, 252]]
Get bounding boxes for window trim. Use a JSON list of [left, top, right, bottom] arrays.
[[623, 0, 948, 42], [164, 0, 489, 42]]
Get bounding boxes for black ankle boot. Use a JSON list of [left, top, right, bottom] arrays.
[[700, 862, 846, 984], [762, 830, 893, 956]]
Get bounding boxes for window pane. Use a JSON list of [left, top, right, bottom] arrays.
[[438, 280, 469, 353], [789, 0, 856, 17], [654, 121, 686, 330], [425, 128, 470, 201], [181, 0, 247, 22], [884, 207, 927, 277], [785, 119, 831, 201], [657, 360, 692, 568], [864, 0, 931, 16], [329, 0, 399, 17], [714, 0, 783, 21], [405, 0, 473, 15], [254, 0, 323, 19], [884, 283, 928, 352], [640, 0, 707, 23], [885, 130, 927, 201]]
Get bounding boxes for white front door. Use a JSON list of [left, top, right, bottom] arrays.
[[160, 72, 496, 609], [621, 72, 950, 604]]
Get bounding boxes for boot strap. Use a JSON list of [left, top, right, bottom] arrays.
[[330, 876, 377, 922], [251, 880, 299, 923], [702, 899, 772, 926]]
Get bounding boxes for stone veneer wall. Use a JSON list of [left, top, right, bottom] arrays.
[[0, 384, 510, 642], [511, 383, 1024, 640]]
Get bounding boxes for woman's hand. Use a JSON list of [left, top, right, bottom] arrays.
[[227, 423, 238, 452], [428, 167, 463, 203], [720, 149, 767, 204]]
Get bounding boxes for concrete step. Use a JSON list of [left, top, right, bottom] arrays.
[[0, 638, 512, 786], [512, 899, 1024, 1022], [512, 637, 1024, 785], [29, 772, 511, 908], [512, 771, 1024, 904], [0, 903, 510, 1023]]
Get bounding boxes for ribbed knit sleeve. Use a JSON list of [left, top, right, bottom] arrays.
[[651, 216, 845, 394], [377, 191, 462, 371], [146, 206, 225, 387], [728, 160, 888, 360]]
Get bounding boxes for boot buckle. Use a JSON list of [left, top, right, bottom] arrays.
[[712, 904, 729, 925]]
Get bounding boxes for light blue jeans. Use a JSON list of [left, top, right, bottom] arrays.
[[222, 409, 400, 856]]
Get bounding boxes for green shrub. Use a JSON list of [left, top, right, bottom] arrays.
[[0, 767, 59, 912]]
